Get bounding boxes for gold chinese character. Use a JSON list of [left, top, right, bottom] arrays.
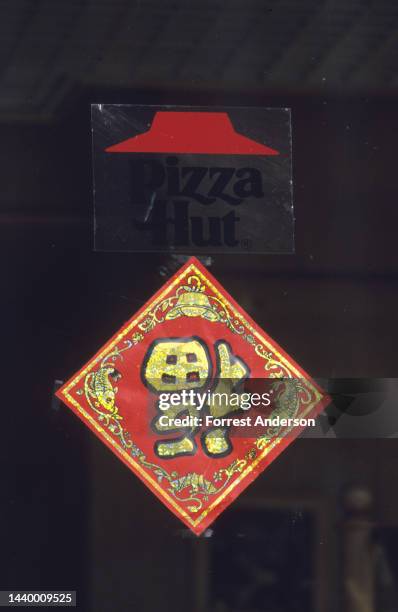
[[142, 337, 248, 458]]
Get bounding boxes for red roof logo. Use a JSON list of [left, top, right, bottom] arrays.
[[106, 111, 279, 156]]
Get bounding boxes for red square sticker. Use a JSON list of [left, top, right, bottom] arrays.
[[56, 258, 328, 534]]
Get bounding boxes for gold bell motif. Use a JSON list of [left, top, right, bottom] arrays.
[[166, 278, 219, 322]]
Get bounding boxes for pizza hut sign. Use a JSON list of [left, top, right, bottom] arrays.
[[91, 105, 294, 254]]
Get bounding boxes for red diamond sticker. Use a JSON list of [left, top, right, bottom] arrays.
[[56, 258, 329, 534]]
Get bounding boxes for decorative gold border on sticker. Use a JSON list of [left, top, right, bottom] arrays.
[[61, 263, 323, 530]]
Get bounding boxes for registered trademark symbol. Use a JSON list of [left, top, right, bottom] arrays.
[[240, 238, 252, 251]]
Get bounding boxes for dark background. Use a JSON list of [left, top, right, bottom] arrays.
[[2, 1, 398, 611]]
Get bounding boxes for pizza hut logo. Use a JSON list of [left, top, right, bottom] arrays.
[[92, 106, 294, 253]]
